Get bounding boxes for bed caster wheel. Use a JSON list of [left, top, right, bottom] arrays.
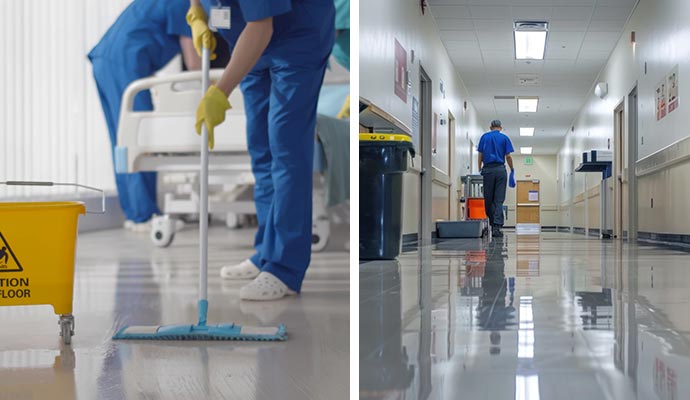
[[226, 213, 241, 229], [311, 217, 330, 252], [311, 234, 328, 252], [59, 315, 74, 345], [151, 216, 176, 247]]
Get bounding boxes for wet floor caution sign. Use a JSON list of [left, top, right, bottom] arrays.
[[0, 232, 23, 272], [0, 232, 31, 299]]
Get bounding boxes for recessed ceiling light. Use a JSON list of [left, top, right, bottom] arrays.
[[518, 97, 539, 112], [520, 127, 535, 136], [514, 21, 548, 60], [521, 147, 533, 155]]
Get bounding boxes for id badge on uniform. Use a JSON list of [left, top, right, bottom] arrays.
[[209, 6, 231, 31]]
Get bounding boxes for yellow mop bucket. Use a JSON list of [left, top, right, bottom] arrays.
[[0, 181, 104, 344]]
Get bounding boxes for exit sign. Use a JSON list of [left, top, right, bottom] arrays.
[[524, 156, 533, 165]]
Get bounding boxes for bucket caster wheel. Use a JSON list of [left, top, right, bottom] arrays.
[[59, 314, 74, 345]]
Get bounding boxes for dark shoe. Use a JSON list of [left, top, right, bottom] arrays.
[[492, 227, 504, 237]]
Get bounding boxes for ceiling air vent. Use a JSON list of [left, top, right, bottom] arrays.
[[494, 95, 516, 100], [516, 74, 541, 86]]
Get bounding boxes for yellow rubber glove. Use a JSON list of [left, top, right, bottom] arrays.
[[186, 5, 217, 60], [195, 86, 232, 150]]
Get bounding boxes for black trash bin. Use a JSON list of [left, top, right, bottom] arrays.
[[359, 133, 415, 260]]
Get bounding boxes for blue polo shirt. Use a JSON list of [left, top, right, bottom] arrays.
[[478, 130, 514, 164]]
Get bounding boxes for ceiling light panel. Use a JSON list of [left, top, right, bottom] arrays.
[[521, 147, 533, 155], [520, 128, 535, 136], [514, 21, 548, 60], [518, 97, 539, 112]]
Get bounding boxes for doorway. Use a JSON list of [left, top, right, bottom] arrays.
[[419, 67, 433, 244], [613, 102, 626, 239], [516, 180, 541, 225], [431, 110, 453, 222], [627, 86, 638, 241]]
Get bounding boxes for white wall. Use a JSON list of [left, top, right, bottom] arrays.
[[557, 0, 690, 235], [360, 0, 482, 235], [0, 1, 137, 198]]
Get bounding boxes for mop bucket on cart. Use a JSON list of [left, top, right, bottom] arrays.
[[0, 181, 104, 344]]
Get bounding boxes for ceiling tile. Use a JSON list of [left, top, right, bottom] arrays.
[[476, 31, 514, 50], [552, 0, 595, 4], [440, 30, 476, 41], [597, 0, 636, 5], [547, 31, 585, 43], [511, 6, 553, 20], [430, 5, 471, 19], [583, 31, 622, 43], [546, 43, 579, 60], [471, 19, 513, 33], [444, 40, 481, 52], [549, 20, 591, 32], [436, 18, 475, 31], [469, 5, 512, 19], [587, 19, 627, 32], [551, 6, 593, 21], [592, 6, 634, 21]]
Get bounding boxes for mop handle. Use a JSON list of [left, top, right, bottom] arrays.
[[198, 46, 210, 326], [0, 181, 106, 214]]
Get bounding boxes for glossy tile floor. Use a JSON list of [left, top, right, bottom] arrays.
[[0, 225, 349, 400], [360, 232, 690, 400]]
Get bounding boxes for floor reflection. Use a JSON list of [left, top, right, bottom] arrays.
[[360, 232, 690, 399], [0, 226, 349, 400]]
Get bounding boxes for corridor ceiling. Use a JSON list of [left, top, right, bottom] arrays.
[[428, 0, 638, 154]]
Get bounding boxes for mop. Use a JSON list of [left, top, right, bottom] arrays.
[[113, 47, 287, 341]]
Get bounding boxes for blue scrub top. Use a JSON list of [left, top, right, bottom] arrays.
[[478, 130, 514, 164], [88, 0, 191, 70], [202, 0, 335, 62]]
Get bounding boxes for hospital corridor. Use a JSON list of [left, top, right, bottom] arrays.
[[359, 0, 690, 399]]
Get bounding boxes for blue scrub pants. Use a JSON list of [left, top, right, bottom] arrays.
[[91, 58, 161, 223], [242, 58, 328, 292]]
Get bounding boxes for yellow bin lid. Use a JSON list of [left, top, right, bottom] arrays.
[[359, 133, 413, 143]]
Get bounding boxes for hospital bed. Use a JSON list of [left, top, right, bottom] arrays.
[[115, 69, 332, 251]]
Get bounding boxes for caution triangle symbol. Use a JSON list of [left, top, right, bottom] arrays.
[[0, 232, 23, 273]]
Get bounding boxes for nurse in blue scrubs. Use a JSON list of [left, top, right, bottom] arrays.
[[187, 0, 335, 300], [89, 0, 199, 227]]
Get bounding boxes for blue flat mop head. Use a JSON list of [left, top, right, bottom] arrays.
[[113, 323, 287, 341]]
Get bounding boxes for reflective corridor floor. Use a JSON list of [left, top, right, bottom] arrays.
[[360, 232, 690, 400], [0, 226, 349, 400]]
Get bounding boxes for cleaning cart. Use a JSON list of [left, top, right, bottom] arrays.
[[0, 181, 104, 344], [436, 175, 490, 238]]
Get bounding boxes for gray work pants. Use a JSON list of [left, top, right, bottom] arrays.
[[481, 164, 507, 227]]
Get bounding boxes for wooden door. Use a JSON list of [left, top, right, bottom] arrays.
[[516, 181, 540, 224]]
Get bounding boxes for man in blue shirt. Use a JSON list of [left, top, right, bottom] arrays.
[[477, 120, 514, 237]]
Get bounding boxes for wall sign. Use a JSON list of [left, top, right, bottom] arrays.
[[656, 78, 667, 121], [394, 39, 408, 103], [524, 156, 533, 165], [657, 65, 680, 121], [668, 65, 679, 113]]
